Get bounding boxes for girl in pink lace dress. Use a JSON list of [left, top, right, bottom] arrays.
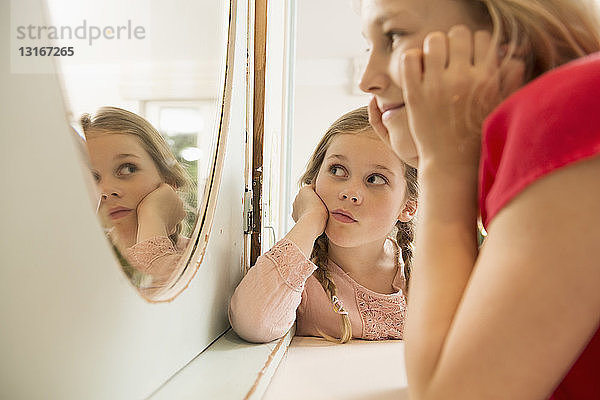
[[82, 107, 192, 299], [229, 106, 418, 343]]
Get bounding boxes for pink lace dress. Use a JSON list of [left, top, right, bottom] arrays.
[[229, 238, 407, 343]]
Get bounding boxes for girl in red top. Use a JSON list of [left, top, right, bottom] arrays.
[[359, 0, 600, 399]]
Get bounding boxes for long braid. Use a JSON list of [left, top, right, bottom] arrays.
[[396, 221, 415, 292], [310, 234, 353, 343], [396, 164, 418, 293]]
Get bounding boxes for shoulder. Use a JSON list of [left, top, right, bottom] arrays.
[[480, 53, 600, 226], [505, 52, 600, 109], [485, 52, 600, 139]]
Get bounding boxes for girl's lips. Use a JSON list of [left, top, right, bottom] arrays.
[[331, 211, 357, 224], [381, 104, 405, 123], [109, 208, 132, 220]]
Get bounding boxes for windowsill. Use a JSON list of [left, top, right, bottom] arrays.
[[150, 328, 294, 399], [150, 330, 409, 400], [262, 336, 409, 400]]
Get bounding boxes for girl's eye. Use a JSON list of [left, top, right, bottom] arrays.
[[117, 163, 137, 176], [91, 171, 100, 183], [367, 174, 388, 185], [386, 31, 408, 49], [329, 165, 347, 177]]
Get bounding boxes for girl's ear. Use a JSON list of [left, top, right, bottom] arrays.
[[397, 199, 417, 222]]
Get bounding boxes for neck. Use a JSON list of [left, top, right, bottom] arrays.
[[327, 236, 392, 277]]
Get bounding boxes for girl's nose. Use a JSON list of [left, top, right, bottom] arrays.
[[100, 183, 121, 200], [358, 50, 389, 94], [339, 189, 363, 205], [101, 192, 120, 200]]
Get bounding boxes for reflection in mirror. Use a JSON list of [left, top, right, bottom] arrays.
[[45, 0, 229, 299], [82, 107, 193, 297]]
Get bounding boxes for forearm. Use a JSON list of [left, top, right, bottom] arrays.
[[136, 214, 169, 244], [283, 214, 325, 257], [406, 161, 479, 398], [230, 239, 317, 343], [229, 273, 300, 342], [231, 212, 322, 342]]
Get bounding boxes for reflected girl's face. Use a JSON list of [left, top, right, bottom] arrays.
[[86, 132, 163, 233], [359, 0, 490, 166], [314, 131, 411, 248]]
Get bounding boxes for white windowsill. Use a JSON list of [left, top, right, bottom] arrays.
[[263, 336, 409, 400], [150, 328, 294, 399]]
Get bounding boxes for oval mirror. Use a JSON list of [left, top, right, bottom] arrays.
[[43, 0, 232, 301]]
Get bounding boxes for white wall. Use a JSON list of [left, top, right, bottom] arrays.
[[45, 0, 226, 121], [0, 0, 247, 398]]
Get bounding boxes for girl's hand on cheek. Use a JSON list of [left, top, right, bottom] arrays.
[[285, 185, 329, 255], [291, 185, 329, 235], [368, 96, 409, 160], [398, 25, 504, 170], [137, 183, 185, 235], [368, 96, 390, 145]]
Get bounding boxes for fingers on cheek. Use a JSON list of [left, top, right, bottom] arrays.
[[368, 97, 381, 121], [401, 48, 423, 98], [423, 31, 447, 73], [368, 97, 386, 132], [447, 25, 473, 67]]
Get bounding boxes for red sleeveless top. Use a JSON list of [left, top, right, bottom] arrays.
[[480, 53, 600, 399]]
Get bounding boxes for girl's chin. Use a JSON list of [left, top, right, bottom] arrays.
[[324, 228, 359, 248], [102, 217, 138, 237]]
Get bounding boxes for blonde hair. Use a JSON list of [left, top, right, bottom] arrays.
[[459, 0, 600, 124], [80, 106, 193, 244], [474, 0, 600, 79], [299, 106, 418, 343]]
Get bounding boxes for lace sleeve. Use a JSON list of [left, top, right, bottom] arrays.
[[229, 238, 317, 343], [265, 238, 317, 291], [124, 236, 178, 273], [123, 236, 185, 295]]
